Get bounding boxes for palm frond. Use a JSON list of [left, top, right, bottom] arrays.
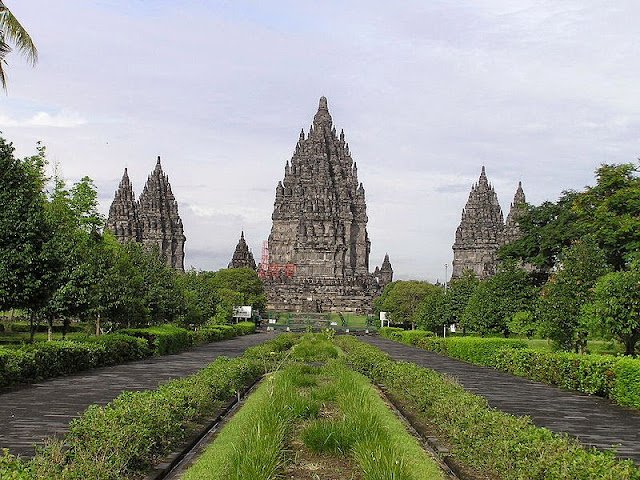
[[0, 1, 37, 65], [0, 33, 10, 89]]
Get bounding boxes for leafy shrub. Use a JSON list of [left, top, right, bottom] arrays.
[[7, 322, 86, 334], [336, 336, 640, 480], [414, 336, 527, 366], [612, 358, 640, 409], [233, 321, 256, 336], [379, 328, 434, 345], [0, 334, 154, 388], [495, 348, 617, 396], [84, 334, 151, 365], [119, 325, 193, 355]]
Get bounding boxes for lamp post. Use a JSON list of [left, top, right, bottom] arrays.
[[444, 263, 448, 337]]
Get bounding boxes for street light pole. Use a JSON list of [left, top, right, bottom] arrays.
[[444, 263, 448, 338]]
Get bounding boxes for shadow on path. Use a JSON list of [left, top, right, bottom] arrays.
[[361, 335, 640, 463], [0, 333, 272, 457]]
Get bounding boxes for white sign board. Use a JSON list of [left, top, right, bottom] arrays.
[[233, 306, 252, 319], [380, 311, 389, 328], [268, 318, 277, 324], [449, 324, 457, 333]]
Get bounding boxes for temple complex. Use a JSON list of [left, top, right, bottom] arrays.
[[107, 157, 186, 271], [261, 97, 391, 313], [452, 167, 525, 279], [228, 231, 257, 270]]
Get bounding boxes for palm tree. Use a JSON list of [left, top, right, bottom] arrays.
[[0, 1, 38, 90]]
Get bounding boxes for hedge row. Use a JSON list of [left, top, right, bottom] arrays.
[[336, 336, 640, 480], [379, 327, 434, 345], [0, 335, 151, 388], [0, 336, 295, 480], [383, 332, 640, 409], [0, 323, 257, 388]]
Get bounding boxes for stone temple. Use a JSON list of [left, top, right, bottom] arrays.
[[261, 97, 392, 313], [228, 231, 257, 270], [107, 157, 186, 271], [451, 167, 525, 279]]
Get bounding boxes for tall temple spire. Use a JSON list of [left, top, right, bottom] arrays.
[[107, 168, 140, 244], [504, 181, 527, 245], [107, 159, 186, 272], [229, 231, 257, 270], [312, 96, 333, 129], [264, 97, 383, 313], [379, 253, 393, 286], [138, 159, 185, 271], [452, 166, 504, 279]]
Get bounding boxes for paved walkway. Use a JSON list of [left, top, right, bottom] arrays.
[[0, 333, 271, 457], [362, 336, 640, 463]]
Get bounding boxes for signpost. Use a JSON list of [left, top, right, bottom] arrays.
[[232, 306, 252, 323]]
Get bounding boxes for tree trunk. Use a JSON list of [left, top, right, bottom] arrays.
[[29, 311, 36, 343], [62, 318, 70, 339], [624, 335, 638, 357]]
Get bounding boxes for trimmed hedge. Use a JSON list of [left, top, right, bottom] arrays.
[[612, 358, 640, 409], [386, 333, 640, 409], [119, 325, 193, 355], [336, 336, 640, 480], [0, 336, 295, 479], [379, 327, 434, 346], [0, 335, 151, 388], [0, 323, 257, 389], [410, 336, 527, 366], [495, 348, 617, 397]]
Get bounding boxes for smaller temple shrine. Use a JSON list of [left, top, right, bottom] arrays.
[[228, 231, 257, 270], [451, 167, 526, 279]]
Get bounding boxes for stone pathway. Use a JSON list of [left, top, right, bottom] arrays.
[[361, 336, 640, 463], [0, 333, 271, 457]]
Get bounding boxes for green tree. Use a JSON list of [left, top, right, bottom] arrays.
[[583, 267, 640, 356], [414, 286, 447, 333], [210, 268, 266, 313], [501, 163, 640, 276], [446, 270, 480, 325], [374, 280, 440, 327], [536, 238, 610, 351], [176, 270, 218, 327], [0, 1, 38, 90], [0, 138, 51, 321], [462, 262, 537, 336], [572, 163, 640, 270]]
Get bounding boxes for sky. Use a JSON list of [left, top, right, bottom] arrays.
[[2, 0, 639, 282]]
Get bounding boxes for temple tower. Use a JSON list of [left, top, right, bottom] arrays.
[[268, 96, 370, 279], [107, 168, 140, 243], [503, 181, 526, 245], [263, 97, 385, 313], [379, 253, 394, 286], [452, 167, 504, 279], [107, 157, 186, 271], [229, 231, 257, 270]]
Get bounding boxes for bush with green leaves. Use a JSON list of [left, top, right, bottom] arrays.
[[612, 358, 640, 409], [494, 348, 617, 396], [119, 324, 193, 355], [414, 336, 527, 366], [379, 328, 434, 345], [0, 337, 150, 388], [336, 336, 640, 480]]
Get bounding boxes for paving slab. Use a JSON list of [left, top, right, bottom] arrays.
[[0, 333, 271, 457], [361, 335, 640, 463]]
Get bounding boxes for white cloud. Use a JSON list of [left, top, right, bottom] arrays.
[[0, 110, 86, 128]]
